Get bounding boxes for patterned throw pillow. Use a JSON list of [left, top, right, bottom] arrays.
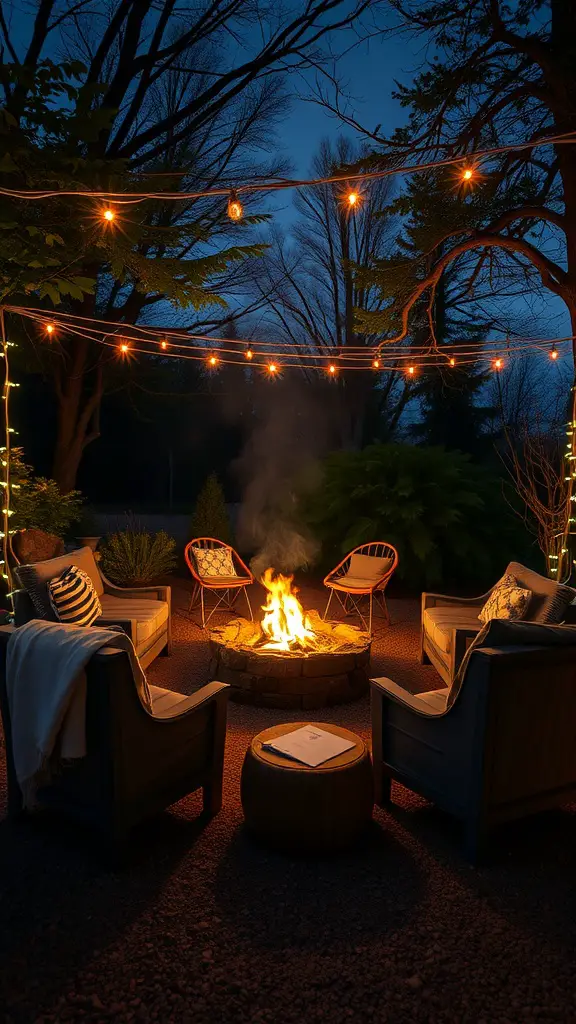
[[478, 572, 532, 625], [192, 546, 236, 578], [48, 565, 102, 627]]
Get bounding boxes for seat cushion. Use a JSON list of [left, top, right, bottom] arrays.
[[506, 561, 576, 623], [149, 684, 191, 717], [198, 575, 250, 587], [97, 595, 169, 646], [423, 605, 482, 654], [16, 546, 104, 618]]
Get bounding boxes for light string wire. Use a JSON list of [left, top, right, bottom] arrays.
[[1, 130, 576, 204], [0, 307, 15, 599], [5, 305, 573, 374]]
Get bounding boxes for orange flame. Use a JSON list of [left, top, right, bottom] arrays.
[[260, 568, 315, 651]]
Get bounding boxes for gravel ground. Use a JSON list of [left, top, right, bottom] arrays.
[[1, 580, 576, 1024]]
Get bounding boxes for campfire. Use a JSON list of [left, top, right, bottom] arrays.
[[209, 568, 371, 709], [211, 568, 369, 657]]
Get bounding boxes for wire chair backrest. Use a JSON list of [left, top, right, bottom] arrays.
[[330, 541, 399, 588], [185, 537, 252, 583]]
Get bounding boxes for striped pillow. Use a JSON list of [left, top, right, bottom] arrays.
[[48, 565, 102, 627]]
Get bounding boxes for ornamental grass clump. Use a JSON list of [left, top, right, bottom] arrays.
[[99, 527, 177, 587]]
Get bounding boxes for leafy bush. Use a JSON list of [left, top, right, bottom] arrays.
[[99, 527, 177, 586], [10, 449, 83, 537], [303, 443, 526, 590], [190, 472, 232, 544]]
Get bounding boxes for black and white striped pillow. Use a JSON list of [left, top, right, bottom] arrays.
[[48, 565, 102, 627]]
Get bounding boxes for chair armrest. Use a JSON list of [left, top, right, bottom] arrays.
[[422, 591, 487, 611], [102, 578, 171, 603], [96, 617, 137, 643], [151, 681, 229, 720], [370, 676, 449, 717]]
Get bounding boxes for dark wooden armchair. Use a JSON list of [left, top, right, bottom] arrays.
[[0, 632, 229, 855]]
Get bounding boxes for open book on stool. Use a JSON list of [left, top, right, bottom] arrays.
[[261, 725, 356, 768]]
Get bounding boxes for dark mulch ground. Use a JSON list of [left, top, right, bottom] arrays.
[[1, 579, 576, 1024]]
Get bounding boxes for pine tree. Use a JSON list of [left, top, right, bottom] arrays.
[[190, 473, 232, 545]]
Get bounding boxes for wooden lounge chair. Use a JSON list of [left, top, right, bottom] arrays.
[[323, 541, 398, 634], [185, 537, 254, 629]]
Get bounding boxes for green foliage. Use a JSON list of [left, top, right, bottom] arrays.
[[303, 443, 525, 590], [190, 472, 232, 544], [99, 528, 177, 587], [9, 448, 83, 536]]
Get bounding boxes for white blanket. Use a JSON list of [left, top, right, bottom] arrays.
[[6, 619, 150, 808]]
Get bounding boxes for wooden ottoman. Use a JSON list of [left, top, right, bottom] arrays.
[[240, 722, 374, 853]]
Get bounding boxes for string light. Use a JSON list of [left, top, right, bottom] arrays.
[[461, 168, 474, 182], [160, 339, 168, 350], [550, 345, 559, 360], [245, 348, 253, 360], [372, 358, 380, 369], [449, 357, 456, 367], [103, 208, 115, 222], [45, 323, 55, 337], [120, 342, 129, 354], [328, 364, 337, 375], [493, 357, 503, 370], [407, 365, 416, 376], [268, 362, 277, 374], [347, 191, 359, 208], [227, 191, 243, 221], [208, 355, 219, 367]]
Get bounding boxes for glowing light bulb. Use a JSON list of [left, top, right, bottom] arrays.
[[328, 364, 337, 375], [347, 191, 359, 207], [449, 357, 456, 367], [120, 343, 129, 354], [407, 365, 415, 376], [550, 346, 559, 361], [462, 168, 473, 181], [372, 358, 380, 369], [268, 363, 277, 374], [245, 349, 253, 360], [493, 357, 503, 370], [209, 355, 218, 367], [45, 323, 55, 336], [160, 340, 168, 350], [227, 191, 243, 221], [103, 209, 115, 222]]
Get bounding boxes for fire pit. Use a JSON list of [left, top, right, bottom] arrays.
[[208, 569, 371, 708]]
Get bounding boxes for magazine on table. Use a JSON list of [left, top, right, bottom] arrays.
[[262, 725, 355, 767]]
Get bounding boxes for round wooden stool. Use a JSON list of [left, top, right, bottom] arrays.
[[240, 722, 374, 854]]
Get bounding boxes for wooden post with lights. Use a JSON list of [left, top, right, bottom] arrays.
[[0, 307, 13, 597]]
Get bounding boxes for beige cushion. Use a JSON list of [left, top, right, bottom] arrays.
[[192, 546, 236, 577], [198, 575, 250, 586], [16, 546, 103, 619], [478, 572, 531, 624], [348, 553, 392, 581], [149, 684, 191, 717], [98, 594, 168, 647], [506, 561, 576, 623], [423, 605, 482, 654]]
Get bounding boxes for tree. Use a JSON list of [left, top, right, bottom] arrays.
[[0, 1, 381, 489], [191, 472, 232, 544], [344, 2, 576, 354], [253, 138, 413, 446]]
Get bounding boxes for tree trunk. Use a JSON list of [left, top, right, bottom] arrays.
[[51, 337, 104, 492]]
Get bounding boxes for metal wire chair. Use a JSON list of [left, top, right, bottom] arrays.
[[323, 541, 399, 634], [185, 537, 254, 629]]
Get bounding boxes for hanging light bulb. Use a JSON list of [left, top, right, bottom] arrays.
[[449, 356, 456, 367], [347, 191, 359, 207], [328, 363, 337, 375], [160, 339, 168, 350], [407, 364, 416, 376], [103, 208, 115, 222], [372, 358, 380, 369], [208, 355, 218, 367], [120, 342, 129, 354], [227, 191, 243, 221], [245, 348, 253, 361], [550, 345, 559, 361], [461, 168, 474, 182], [493, 357, 503, 370], [268, 362, 277, 375], [45, 323, 55, 337]]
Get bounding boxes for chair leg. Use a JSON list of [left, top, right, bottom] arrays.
[[323, 588, 334, 621], [244, 586, 253, 622], [369, 593, 373, 635], [201, 589, 206, 629]]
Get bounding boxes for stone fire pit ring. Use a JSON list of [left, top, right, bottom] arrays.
[[208, 612, 371, 709]]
